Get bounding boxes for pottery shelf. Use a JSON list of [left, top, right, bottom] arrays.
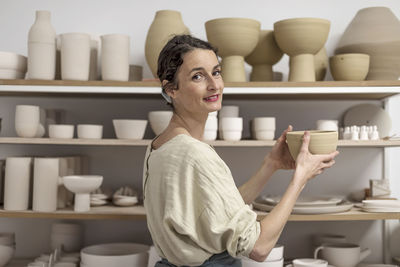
[[1, 137, 400, 147], [0, 205, 398, 221], [1, 79, 400, 100]]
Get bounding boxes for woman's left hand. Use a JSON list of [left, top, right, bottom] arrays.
[[264, 125, 295, 170]]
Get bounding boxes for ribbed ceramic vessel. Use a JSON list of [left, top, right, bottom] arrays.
[[330, 53, 370, 81], [145, 10, 189, 78]]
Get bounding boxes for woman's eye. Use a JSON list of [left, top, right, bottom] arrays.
[[213, 69, 221, 76], [192, 73, 203, 81]]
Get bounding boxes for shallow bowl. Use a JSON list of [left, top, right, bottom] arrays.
[[113, 120, 147, 139], [63, 175, 103, 194], [148, 111, 173, 135]]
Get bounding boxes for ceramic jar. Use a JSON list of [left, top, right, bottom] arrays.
[[4, 157, 32, 211], [101, 34, 130, 81], [27, 10, 56, 80], [145, 10, 189, 78], [15, 105, 40, 138], [61, 33, 91, 81]]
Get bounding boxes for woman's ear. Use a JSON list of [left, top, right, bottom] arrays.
[[162, 80, 178, 100]]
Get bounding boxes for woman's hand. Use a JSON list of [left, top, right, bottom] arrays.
[[293, 131, 339, 186], [264, 125, 296, 171]]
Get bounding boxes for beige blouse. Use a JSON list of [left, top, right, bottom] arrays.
[[143, 134, 260, 266]]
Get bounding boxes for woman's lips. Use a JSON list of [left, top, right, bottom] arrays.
[[203, 94, 219, 102]]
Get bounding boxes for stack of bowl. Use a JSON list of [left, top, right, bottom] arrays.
[[241, 244, 284, 267], [219, 106, 242, 141], [0, 233, 15, 267], [51, 223, 83, 252], [0, 51, 27, 79]]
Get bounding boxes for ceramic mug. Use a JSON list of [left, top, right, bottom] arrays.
[[314, 243, 371, 267]]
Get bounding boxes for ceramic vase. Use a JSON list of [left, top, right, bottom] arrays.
[[61, 33, 91, 81], [335, 7, 400, 80], [4, 157, 32, 211], [145, 10, 190, 78], [101, 34, 130, 81], [245, 30, 283, 81], [15, 105, 40, 138], [27, 10, 56, 80], [274, 18, 330, 82], [205, 18, 261, 82], [33, 158, 60, 212]]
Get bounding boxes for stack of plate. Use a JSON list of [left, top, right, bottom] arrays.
[[253, 195, 353, 215], [112, 186, 139, 207], [361, 200, 400, 212]]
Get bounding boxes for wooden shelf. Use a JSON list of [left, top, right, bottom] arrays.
[[0, 79, 400, 99], [0, 138, 399, 147]]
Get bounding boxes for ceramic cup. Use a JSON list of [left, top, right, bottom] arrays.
[[221, 117, 243, 141], [61, 33, 91, 81], [314, 243, 371, 267], [316, 120, 339, 131], [49, 124, 75, 139], [101, 34, 130, 81], [293, 258, 328, 267], [77, 124, 103, 139], [252, 117, 276, 140], [203, 116, 218, 141], [15, 105, 40, 138]]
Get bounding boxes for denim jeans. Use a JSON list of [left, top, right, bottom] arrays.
[[155, 251, 242, 267]]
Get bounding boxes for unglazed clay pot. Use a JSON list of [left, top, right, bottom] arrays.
[[101, 34, 130, 81], [245, 30, 283, 81], [61, 33, 91, 81], [335, 7, 400, 80], [274, 18, 330, 82], [330, 53, 370, 81], [286, 130, 338, 160], [205, 18, 261, 82], [145, 10, 189, 78], [314, 47, 328, 81]]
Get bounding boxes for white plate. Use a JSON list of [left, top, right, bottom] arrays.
[[113, 196, 138, 207], [90, 199, 108, 206], [361, 207, 400, 213], [261, 195, 343, 207], [253, 201, 353, 215], [362, 200, 400, 208]]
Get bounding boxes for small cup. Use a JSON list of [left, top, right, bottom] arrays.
[[77, 124, 103, 139], [293, 258, 328, 267], [15, 105, 40, 138], [316, 120, 339, 131], [49, 124, 75, 139], [221, 117, 243, 131], [252, 117, 276, 131]]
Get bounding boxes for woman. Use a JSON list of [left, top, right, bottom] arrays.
[[143, 35, 339, 267]]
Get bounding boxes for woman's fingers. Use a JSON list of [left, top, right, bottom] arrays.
[[300, 131, 311, 153]]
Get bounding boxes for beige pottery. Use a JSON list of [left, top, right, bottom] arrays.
[[205, 18, 261, 82], [330, 53, 370, 81], [314, 47, 328, 81], [286, 130, 338, 160], [274, 18, 330, 82], [245, 30, 283, 81], [145, 10, 189, 78], [335, 7, 400, 80]]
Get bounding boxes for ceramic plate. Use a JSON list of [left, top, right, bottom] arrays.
[[113, 196, 138, 207], [261, 195, 343, 207], [90, 199, 107, 206], [286, 264, 336, 267], [343, 103, 392, 138], [361, 207, 400, 213], [253, 201, 353, 215], [362, 200, 400, 208]]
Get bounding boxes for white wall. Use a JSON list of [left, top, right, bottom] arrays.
[[0, 0, 399, 263]]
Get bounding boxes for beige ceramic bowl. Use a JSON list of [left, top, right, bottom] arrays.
[[286, 130, 338, 160], [330, 53, 370, 81]]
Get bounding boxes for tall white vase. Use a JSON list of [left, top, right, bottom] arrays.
[[101, 34, 130, 81], [27, 10, 56, 80], [61, 33, 91, 81], [4, 157, 32, 211], [33, 158, 60, 212]]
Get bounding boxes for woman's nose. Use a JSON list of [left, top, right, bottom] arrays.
[[207, 76, 220, 91]]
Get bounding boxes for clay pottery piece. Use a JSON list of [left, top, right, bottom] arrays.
[[205, 17, 261, 82], [245, 30, 283, 81], [129, 65, 143, 81], [15, 105, 40, 138], [145, 10, 189, 78], [335, 7, 400, 80], [101, 34, 130, 81], [0, 51, 27, 73], [27, 10, 56, 80], [286, 130, 338, 160], [314, 47, 328, 81], [61, 33, 91, 81], [329, 53, 370, 81], [274, 18, 330, 82]]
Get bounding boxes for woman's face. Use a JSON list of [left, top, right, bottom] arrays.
[[168, 48, 224, 116]]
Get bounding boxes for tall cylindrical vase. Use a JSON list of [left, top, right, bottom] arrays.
[[4, 157, 32, 211], [101, 34, 130, 81], [27, 10, 56, 80], [61, 33, 91, 81], [145, 10, 189, 78], [33, 158, 60, 212]]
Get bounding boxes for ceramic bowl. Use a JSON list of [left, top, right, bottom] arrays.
[[286, 131, 338, 160], [0, 51, 27, 72], [63, 175, 103, 194], [0, 69, 25, 79], [77, 124, 103, 139], [148, 111, 173, 136], [113, 120, 147, 139], [49, 124, 75, 139], [81, 243, 149, 267], [330, 53, 370, 81], [0, 244, 14, 266]]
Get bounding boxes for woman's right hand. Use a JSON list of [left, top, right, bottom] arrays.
[[293, 131, 339, 186]]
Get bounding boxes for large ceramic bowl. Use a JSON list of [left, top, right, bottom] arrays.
[[329, 53, 370, 81], [63, 175, 103, 194], [286, 131, 338, 160], [148, 111, 173, 136], [81, 243, 149, 267], [113, 120, 147, 139]]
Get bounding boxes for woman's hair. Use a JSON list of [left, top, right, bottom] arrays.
[[157, 34, 218, 105]]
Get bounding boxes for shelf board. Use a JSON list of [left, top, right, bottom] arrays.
[[0, 80, 400, 99], [0, 138, 399, 147]]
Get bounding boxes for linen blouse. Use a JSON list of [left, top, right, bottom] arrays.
[[143, 134, 260, 266]]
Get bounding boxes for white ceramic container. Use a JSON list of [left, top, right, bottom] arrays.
[[293, 258, 328, 267], [316, 120, 339, 131], [0, 69, 25, 79], [266, 244, 284, 262], [148, 111, 173, 136], [77, 124, 103, 139], [101, 34, 130, 81], [61, 33, 91, 81], [203, 115, 218, 141], [4, 157, 32, 211], [49, 124, 74, 139], [27, 10, 56, 80], [221, 117, 243, 131], [15, 105, 40, 138], [314, 243, 371, 267], [0, 51, 27, 72], [253, 117, 276, 131], [113, 120, 147, 139], [81, 243, 149, 267], [254, 130, 275, 140]]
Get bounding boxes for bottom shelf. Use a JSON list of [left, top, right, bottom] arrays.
[[0, 205, 398, 221]]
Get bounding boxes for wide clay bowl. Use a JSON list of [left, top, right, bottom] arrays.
[[286, 130, 338, 160], [274, 18, 330, 56], [330, 53, 370, 81], [205, 18, 261, 57]]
